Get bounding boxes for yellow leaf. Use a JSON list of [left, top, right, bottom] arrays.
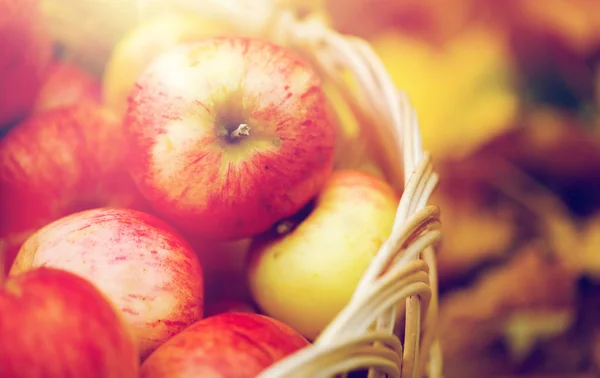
[[432, 190, 517, 282], [578, 215, 600, 279], [371, 27, 520, 158], [502, 309, 574, 362], [438, 243, 577, 359]]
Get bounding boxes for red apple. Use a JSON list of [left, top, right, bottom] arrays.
[[140, 313, 309, 378], [10, 207, 205, 360], [0, 0, 53, 128], [0, 267, 139, 377], [34, 60, 102, 112], [0, 102, 147, 272], [125, 37, 337, 240]]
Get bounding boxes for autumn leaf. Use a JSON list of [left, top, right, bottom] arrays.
[[508, 0, 600, 55], [596, 68, 600, 135], [577, 215, 600, 280], [325, 0, 474, 44], [431, 189, 518, 283], [438, 243, 577, 360], [371, 26, 520, 158]]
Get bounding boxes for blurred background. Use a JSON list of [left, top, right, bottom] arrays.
[[322, 0, 600, 376], [15, 0, 600, 376]]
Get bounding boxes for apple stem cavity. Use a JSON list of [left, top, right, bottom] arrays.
[[230, 123, 250, 139]]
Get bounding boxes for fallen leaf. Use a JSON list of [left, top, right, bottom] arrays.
[[325, 0, 474, 45], [509, 0, 600, 55], [577, 214, 600, 280], [371, 26, 520, 158], [438, 242, 577, 360], [502, 309, 574, 362], [432, 189, 518, 284]]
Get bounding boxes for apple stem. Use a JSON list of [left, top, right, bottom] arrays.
[[276, 221, 295, 235], [230, 123, 251, 139]]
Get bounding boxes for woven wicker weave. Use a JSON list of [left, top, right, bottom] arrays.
[[42, 0, 443, 376]]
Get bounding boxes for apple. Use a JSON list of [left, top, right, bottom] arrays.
[[10, 207, 205, 360], [0, 101, 147, 272], [140, 313, 309, 378], [125, 37, 337, 240], [103, 11, 236, 117], [247, 170, 400, 340], [0, 267, 139, 377], [0, 0, 52, 128], [34, 60, 102, 112]]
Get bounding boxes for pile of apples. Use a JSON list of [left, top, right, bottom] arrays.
[[0, 2, 402, 377]]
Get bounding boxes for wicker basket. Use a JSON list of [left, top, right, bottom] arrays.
[[42, 0, 443, 376]]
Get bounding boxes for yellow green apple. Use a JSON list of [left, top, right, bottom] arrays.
[[247, 169, 400, 340], [102, 11, 236, 117]]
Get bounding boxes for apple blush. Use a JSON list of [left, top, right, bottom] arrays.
[[0, 267, 139, 377], [140, 313, 309, 378], [10, 208, 205, 360], [0, 102, 147, 273], [125, 37, 337, 240]]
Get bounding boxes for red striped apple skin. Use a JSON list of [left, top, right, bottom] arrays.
[[140, 313, 309, 378], [0, 267, 139, 378], [0, 102, 148, 273], [0, 0, 52, 128], [10, 208, 205, 360], [124, 37, 337, 241]]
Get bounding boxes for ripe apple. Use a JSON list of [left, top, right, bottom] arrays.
[[0, 0, 52, 128], [140, 313, 309, 378], [125, 37, 337, 240], [247, 170, 400, 340], [0, 102, 147, 272], [0, 267, 139, 377], [103, 11, 236, 117], [10, 207, 205, 360], [34, 60, 102, 112]]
